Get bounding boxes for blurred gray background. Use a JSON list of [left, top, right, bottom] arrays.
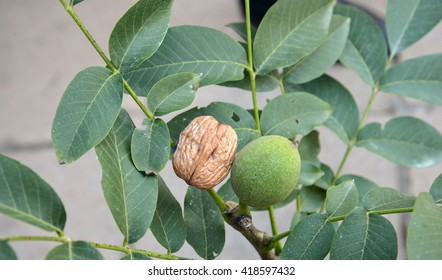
[[0, 0, 441, 259]]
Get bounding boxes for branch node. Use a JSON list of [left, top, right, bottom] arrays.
[[234, 214, 252, 229]]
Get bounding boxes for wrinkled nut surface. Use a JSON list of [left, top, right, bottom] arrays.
[[172, 116, 238, 190]]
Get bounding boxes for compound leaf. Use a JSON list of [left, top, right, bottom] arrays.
[[330, 207, 398, 259], [131, 118, 170, 173], [227, 22, 257, 42], [0, 154, 66, 232], [380, 54, 442, 105], [407, 192, 442, 259], [283, 15, 350, 84], [52, 66, 123, 163], [95, 110, 159, 244], [325, 180, 358, 219], [253, 0, 334, 74], [362, 187, 416, 212], [109, 0, 173, 72], [357, 117, 442, 168], [282, 213, 335, 260], [298, 185, 326, 213], [260, 92, 332, 139], [125, 26, 247, 96], [217, 178, 238, 203], [314, 164, 334, 190], [150, 177, 186, 253], [298, 131, 321, 166], [335, 4, 388, 86], [294, 75, 359, 144], [336, 175, 378, 205], [386, 0, 442, 57], [184, 187, 225, 260], [299, 161, 324, 186], [147, 72, 200, 116]]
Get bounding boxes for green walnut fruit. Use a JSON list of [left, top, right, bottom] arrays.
[[231, 135, 301, 208]]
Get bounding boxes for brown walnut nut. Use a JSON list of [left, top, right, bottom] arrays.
[[172, 116, 238, 190]]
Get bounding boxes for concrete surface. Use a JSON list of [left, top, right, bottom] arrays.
[[0, 0, 441, 259]]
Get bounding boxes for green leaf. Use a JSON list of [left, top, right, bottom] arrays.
[[336, 174, 378, 204], [220, 71, 279, 92], [52, 66, 123, 163], [121, 252, 151, 260], [330, 208, 398, 260], [227, 22, 257, 42], [109, 0, 172, 72], [0, 154, 66, 232], [299, 161, 324, 186], [386, 0, 442, 57], [217, 178, 239, 203], [271, 188, 301, 210], [298, 185, 326, 213], [283, 15, 350, 84], [315, 164, 334, 190], [95, 110, 159, 244], [184, 187, 225, 260], [0, 241, 17, 260], [362, 187, 416, 212], [356, 117, 442, 168], [45, 241, 103, 260], [294, 75, 359, 144], [430, 173, 442, 203], [298, 131, 321, 166], [205, 102, 256, 129], [407, 192, 442, 259], [290, 211, 308, 229], [235, 129, 262, 152], [260, 92, 332, 138], [253, 0, 334, 74], [125, 26, 248, 96], [147, 73, 200, 116], [325, 180, 358, 219], [380, 54, 442, 105], [150, 177, 186, 253], [72, 0, 84, 5], [282, 213, 335, 260], [335, 4, 388, 86], [131, 118, 170, 173]]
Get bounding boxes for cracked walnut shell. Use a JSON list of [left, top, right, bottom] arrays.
[[172, 116, 238, 190]]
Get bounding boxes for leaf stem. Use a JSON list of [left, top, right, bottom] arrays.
[[244, 0, 261, 131], [207, 188, 227, 213], [88, 241, 187, 260], [266, 230, 290, 252], [327, 207, 414, 223], [245, 0, 254, 74], [59, 0, 115, 71], [268, 206, 283, 254], [1, 235, 67, 243], [278, 79, 286, 94], [58, 0, 155, 121], [1, 235, 187, 260], [123, 79, 155, 119], [332, 84, 380, 184]]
